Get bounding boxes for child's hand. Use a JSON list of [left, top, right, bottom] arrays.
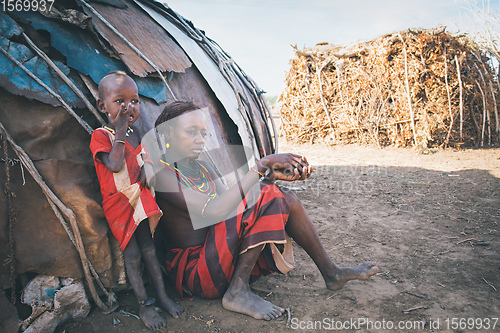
[[112, 103, 133, 133]]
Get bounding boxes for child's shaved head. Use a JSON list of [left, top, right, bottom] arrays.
[[98, 70, 132, 99]]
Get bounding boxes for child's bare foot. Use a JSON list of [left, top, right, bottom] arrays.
[[325, 261, 379, 290], [158, 296, 184, 318], [222, 286, 284, 321], [139, 304, 166, 330]]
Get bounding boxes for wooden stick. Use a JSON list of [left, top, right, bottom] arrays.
[[455, 55, 464, 140], [480, 62, 493, 144], [250, 286, 273, 294], [482, 278, 497, 291], [327, 293, 338, 300], [456, 237, 478, 244], [403, 306, 427, 314], [475, 63, 490, 146], [379, 118, 418, 128], [335, 64, 347, 123], [399, 34, 418, 147], [494, 81, 500, 134], [316, 63, 336, 142], [444, 47, 454, 147], [475, 80, 487, 147], [469, 99, 482, 146], [21, 305, 49, 330], [487, 97, 492, 145], [404, 291, 426, 299], [497, 73, 500, 133]]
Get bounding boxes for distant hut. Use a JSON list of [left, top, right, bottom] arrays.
[[0, 0, 276, 328]]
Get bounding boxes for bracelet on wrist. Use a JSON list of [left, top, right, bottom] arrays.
[[250, 167, 265, 178], [114, 139, 126, 144]]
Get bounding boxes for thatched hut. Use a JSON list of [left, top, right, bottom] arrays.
[[280, 27, 499, 149], [0, 0, 276, 330]]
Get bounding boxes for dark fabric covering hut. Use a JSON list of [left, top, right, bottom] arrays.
[[0, 0, 276, 321]]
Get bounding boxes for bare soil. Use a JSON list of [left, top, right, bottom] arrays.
[[57, 141, 500, 332]]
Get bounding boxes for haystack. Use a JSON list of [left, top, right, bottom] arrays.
[[280, 27, 500, 148]]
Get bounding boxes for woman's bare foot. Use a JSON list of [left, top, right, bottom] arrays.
[[325, 261, 379, 290], [139, 304, 166, 330], [158, 295, 184, 319], [222, 285, 284, 321]]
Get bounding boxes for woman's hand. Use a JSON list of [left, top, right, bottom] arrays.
[[258, 153, 312, 181]]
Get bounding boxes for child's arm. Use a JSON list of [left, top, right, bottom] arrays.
[[99, 103, 131, 173], [138, 144, 156, 188], [141, 162, 156, 188]]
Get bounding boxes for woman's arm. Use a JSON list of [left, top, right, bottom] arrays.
[[155, 153, 311, 223]]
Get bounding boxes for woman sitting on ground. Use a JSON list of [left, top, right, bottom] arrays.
[[152, 101, 378, 321]]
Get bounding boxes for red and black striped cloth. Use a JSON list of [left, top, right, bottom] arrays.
[[165, 181, 291, 299]]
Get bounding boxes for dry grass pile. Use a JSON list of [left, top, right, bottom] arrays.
[[279, 27, 500, 148]]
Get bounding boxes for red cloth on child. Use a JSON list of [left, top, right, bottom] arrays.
[[90, 127, 162, 250]]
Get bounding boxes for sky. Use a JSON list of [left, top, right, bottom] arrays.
[[163, 0, 498, 96]]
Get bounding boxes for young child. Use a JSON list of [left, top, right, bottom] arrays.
[[89, 71, 184, 330]]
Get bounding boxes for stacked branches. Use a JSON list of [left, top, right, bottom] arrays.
[[280, 27, 500, 148]]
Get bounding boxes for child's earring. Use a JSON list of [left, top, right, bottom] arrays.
[[165, 143, 170, 149]]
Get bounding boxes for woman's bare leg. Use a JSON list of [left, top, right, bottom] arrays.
[[222, 245, 285, 320]]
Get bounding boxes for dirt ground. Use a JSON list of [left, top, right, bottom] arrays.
[[55, 140, 500, 333]]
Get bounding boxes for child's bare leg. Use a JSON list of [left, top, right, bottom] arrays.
[[283, 190, 378, 290], [135, 220, 184, 318], [122, 234, 166, 330], [222, 244, 284, 321]]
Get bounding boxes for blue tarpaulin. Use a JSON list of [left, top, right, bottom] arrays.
[[14, 11, 167, 104], [0, 12, 22, 38], [0, 13, 85, 108]]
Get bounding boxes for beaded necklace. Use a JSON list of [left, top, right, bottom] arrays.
[[103, 125, 134, 136], [159, 158, 216, 195]]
